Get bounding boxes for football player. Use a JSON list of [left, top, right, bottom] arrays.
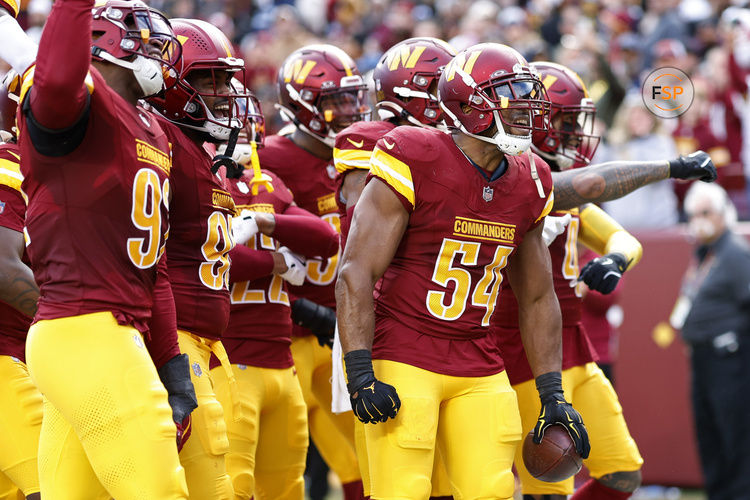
[[336, 43, 589, 499], [0, 75, 41, 500], [146, 18, 255, 500], [17, 0, 194, 497], [257, 44, 370, 499], [212, 100, 341, 499], [332, 36, 456, 499], [493, 62, 643, 500]]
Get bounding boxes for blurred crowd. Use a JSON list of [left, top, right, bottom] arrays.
[[6, 0, 750, 222]]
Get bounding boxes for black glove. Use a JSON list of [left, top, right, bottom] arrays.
[[158, 353, 199, 425], [291, 298, 336, 348], [668, 151, 716, 182], [344, 350, 401, 424], [533, 372, 590, 458], [578, 252, 627, 294]]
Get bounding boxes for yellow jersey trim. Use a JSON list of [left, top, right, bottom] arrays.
[[370, 147, 415, 209], [333, 147, 372, 173]]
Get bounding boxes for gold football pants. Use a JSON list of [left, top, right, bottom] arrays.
[[212, 364, 308, 499], [0, 356, 41, 496], [26, 312, 188, 500], [365, 360, 521, 500], [177, 330, 235, 500]]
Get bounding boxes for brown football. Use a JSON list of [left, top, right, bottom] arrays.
[[522, 424, 583, 482]]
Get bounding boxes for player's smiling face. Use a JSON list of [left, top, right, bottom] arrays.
[[500, 108, 532, 137], [187, 69, 234, 120]]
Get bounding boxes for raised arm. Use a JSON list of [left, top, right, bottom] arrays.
[[552, 151, 717, 211], [26, 0, 92, 130]]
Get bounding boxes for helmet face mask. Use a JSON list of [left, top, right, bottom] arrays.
[[374, 37, 456, 127], [530, 61, 600, 170], [91, 0, 182, 97], [543, 102, 599, 169], [277, 44, 371, 147]]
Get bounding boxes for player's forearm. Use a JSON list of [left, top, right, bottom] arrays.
[[228, 245, 275, 283], [274, 206, 339, 258], [145, 258, 180, 369], [30, 0, 92, 128], [552, 160, 669, 211], [0, 262, 38, 318], [518, 290, 562, 377], [335, 262, 375, 353]]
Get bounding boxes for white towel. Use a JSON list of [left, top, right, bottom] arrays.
[[331, 324, 352, 413]]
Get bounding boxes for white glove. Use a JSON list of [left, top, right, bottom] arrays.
[[278, 246, 307, 286], [232, 209, 259, 245], [541, 213, 572, 246]]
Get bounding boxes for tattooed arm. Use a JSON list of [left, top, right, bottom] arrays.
[[552, 160, 669, 211], [552, 151, 717, 211], [0, 226, 38, 317]]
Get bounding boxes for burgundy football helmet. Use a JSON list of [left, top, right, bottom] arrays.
[[91, 0, 182, 97], [148, 18, 251, 142], [373, 37, 456, 127], [276, 44, 370, 147], [530, 62, 599, 170], [438, 43, 549, 156]]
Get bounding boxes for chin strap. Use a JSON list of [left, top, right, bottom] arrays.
[[528, 152, 546, 198], [248, 140, 274, 195], [211, 127, 244, 178]]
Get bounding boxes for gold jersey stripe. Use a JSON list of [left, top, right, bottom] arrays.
[[370, 147, 414, 208], [535, 190, 554, 223], [0, 158, 23, 193], [333, 147, 372, 173]]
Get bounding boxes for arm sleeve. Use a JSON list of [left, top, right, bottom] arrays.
[[578, 203, 643, 269], [273, 205, 339, 258], [27, 0, 92, 129], [145, 256, 181, 369], [228, 245, 275, 284]]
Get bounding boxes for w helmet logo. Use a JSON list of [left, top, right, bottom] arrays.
[[284, 59, 317, 84]]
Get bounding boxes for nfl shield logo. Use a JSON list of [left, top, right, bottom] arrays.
[[0, 201, 5, 214], [482, 186, 493, 202], [192, 362, 202, 378]]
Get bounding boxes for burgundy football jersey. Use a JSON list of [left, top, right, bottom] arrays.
[[333, 120, 397, 246], [258, 134, 340, 336], [367, 126, 554, 377], [19, 69, 172, 333], [223, 169, 295, 368], [156, 117, 235, 340], [0, 143, 31, 360], [493, 208, 597, 385]]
